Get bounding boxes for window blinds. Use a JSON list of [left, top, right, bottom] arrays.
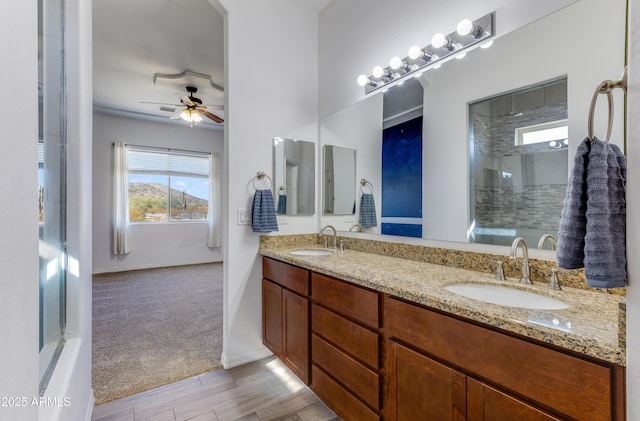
[[127, 147, 209, 177]]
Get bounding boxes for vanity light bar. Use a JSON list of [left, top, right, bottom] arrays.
[[358, 13, 494, 94]]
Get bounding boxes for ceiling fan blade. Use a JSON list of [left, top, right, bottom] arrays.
[[201, 104, 224, 111], [169, 108, 186, 120], [200, 110, 224, 124], [177, 94, 195, 106]]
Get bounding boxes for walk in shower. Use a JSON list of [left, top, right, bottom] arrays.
[[468, 77, 568, 247]]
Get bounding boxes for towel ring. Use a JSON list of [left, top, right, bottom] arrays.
[[278, 186, 286, 195], [587, 82, 614, 142], [253, 171, 272, 190], [360, 179, 374, 194], [587, 66, 627, 142]]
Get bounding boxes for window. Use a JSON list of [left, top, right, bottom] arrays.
[[515, 119, 568, 147], [127, 147, 211, 223]]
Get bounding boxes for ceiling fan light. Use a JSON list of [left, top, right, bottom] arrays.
[[180, 110, 192, 121], [192, 112, 203, 123]]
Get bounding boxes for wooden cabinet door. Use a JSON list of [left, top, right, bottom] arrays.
[[467, 378, 563, 421], [262, 279, 283, 356], [283, 288, 310, 384], [385, 341, 466, 421]]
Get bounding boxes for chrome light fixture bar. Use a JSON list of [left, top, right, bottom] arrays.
[[358, 13, 494, 94]]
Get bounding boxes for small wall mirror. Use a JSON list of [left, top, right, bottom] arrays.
[[272, 137, 315, 215], [323, 145, 356, 215]]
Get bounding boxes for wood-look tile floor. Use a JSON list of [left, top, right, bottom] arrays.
[[92, 356, 340, 421]]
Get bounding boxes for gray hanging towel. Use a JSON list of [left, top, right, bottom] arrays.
[[359, 193, 377, 228], [251, 189, 279, 233], [583, 138, 627, 288], [556, 138, 590, 269]]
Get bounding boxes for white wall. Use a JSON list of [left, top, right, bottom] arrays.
[[626, 0, 640, 417], [211, 0, 322, 368], [92, 113, 224, 273], [0, 2, 40, 420]]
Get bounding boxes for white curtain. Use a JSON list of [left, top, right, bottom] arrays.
[[112, 140, 131, 255], [207, 152, 221, 248]]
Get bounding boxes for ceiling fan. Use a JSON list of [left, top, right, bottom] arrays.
[[142, 86, 224, 125]]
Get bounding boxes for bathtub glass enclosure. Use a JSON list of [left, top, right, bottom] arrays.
[[468, 77, 568, 247], [38, 0, 67, 394]]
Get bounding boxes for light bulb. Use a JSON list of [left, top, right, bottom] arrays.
[[192, 112, 202, 123], [549, 140, 558, 148], [372, 66, 385, 78], [180, 110, 191, 121], [408, 45, 423, 60], [457, 19, 474, 36], [357, 74, 369, 86], [563, 138, 569, 145], [431, 33, 447, 49], [389, 56, 403, 70]]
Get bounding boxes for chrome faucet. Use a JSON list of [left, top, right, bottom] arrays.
[[537, 234, 557, 250], [320, 225, 337, 249], [510, 237, 532, 284]]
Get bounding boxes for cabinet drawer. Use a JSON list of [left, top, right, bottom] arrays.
[[385, 296, 619, 421], [263, 257, 309, 296], [311, 272, 379, 329], [312, 304, 379, 368], [312, 334, 380, 409], [311, 365, 380, 421]]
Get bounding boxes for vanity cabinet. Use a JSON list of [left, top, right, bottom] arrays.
[[262, 257, 310, 384], [383, 295, 625, 421], [310, 272, 382, 421]]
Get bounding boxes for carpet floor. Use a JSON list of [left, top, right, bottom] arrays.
[[92, 263, 223, 405]]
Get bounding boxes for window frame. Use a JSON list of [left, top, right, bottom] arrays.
[[126, 146, 211, 224], [514, 119, 569, 147]]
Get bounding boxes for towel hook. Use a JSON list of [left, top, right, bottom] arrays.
[[360, 178, 374, 194], [252, 171, 273, 190]]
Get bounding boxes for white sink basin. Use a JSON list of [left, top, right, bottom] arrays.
[[445, 284, 568, 310], [289, 249, 335, 256]]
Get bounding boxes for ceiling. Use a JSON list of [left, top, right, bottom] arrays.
[[93, 0, 332, 129], [93, 0, 225, 128]]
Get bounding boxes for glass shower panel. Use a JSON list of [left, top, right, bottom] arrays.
[[468, 78, 568, 246], [38, 0, 67, 393]]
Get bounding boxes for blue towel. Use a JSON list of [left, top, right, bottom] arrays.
[[584, 138, 626, 288], [556, 138, 590, 269], [359, 193, 377, 228], [251, 189, 279, 233], [556, 137, 627, 288], [276, 194, 287, 214]]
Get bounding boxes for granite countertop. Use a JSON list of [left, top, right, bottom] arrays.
[[260, 245, 626, 366]]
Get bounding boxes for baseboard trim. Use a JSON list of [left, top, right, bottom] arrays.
[[92, 258, 223, 274], [221, 347, 274, 369]]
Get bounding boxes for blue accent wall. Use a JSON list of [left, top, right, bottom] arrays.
[[382, 116, 423, 238]]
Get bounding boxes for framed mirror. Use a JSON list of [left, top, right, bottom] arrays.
[[323, 145, 356, 215], [272, 137, 315, 216]]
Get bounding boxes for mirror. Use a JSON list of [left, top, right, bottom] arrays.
[[469, 77, 568, 247], [319, 0, 627, 247], [323, 145, 356, 215], [272, 137, 315, 215]]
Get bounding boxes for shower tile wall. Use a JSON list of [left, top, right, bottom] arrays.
[[471, 84, 568, 246]]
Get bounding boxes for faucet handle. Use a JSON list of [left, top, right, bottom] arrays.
[[548, 267, 573, 290], [338, 238, 349, 252], [488, 260, 506, 281]]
